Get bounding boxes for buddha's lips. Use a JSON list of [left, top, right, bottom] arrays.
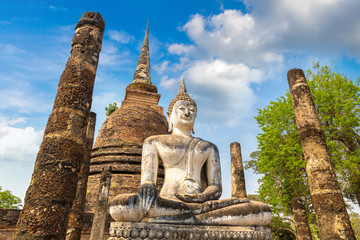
[[181, 115, 192, 120]]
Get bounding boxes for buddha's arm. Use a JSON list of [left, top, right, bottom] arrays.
[[141, 138, 159, 185], [203, 144, 222, 200], [139, 138, 159, 214]]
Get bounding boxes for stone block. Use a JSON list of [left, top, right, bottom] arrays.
[[109, 222, 272, 240]]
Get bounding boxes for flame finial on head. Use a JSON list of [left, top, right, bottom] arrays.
[[167, 78, 197, 115], [178, 77, 187, 93]]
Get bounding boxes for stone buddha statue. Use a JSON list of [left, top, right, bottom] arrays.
[[110, 79, 272, 226]]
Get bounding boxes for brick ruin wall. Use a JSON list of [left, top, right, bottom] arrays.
[[0, 209, 19, 240], [0, 209, 111, 240]]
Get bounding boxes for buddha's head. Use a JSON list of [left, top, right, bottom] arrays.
[[167, 78, 197, 134]]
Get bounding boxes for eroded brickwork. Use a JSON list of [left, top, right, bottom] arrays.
[[291, 198, 312, 240], [86, 103, 167, 213], [14, 12, 105, 240], [85, 23, 168, 214], [67, 112, 97, 240], [287, 68, 355, 239], [0, 210, 111, 240], [0, 209, 20, 240], [230, 142, 247, 199]]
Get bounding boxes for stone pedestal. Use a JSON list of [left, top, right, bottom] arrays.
[[108, 222, 272, 240]]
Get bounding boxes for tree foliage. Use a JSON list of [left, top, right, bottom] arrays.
[[308, 66, 360, 204], [246, 64, 360, 237], [349, 212, 360, 239], [105, 102, 119, 116], [270, 216, 296, 240], [247, 194, 297, 239], [0, 186, 22, 209], [246, 93, 311, 215]]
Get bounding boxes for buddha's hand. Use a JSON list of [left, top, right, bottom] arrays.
[[175, 184, 221, 203], [138, 183, 156, 215], [174, 193, 207, 203]]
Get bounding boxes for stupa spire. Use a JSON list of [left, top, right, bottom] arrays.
[[133, 21, 151, 84]]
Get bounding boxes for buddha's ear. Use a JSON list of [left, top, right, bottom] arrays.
[[168, 122, 173, 133], [166, 112, 173, 133], [192, 128, 195, 134]]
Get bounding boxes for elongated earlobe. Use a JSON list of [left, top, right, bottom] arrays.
[[168, 122, 173, 133], [166, 111, 173, 133], [192, 128, 195, 134]]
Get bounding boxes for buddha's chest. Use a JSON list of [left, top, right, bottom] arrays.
[[156, 139, 210, 168]]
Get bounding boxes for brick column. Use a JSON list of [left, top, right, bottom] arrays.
[[291, 198, 312, 240], [287, 68, 355, 240], [230, 142, 247, 198], [15, 12, 105, 240], [66, 112, 96, 240], [90, 166, 112, 240]]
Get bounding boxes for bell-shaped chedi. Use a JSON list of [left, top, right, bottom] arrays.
[[85, 24, 168, 213]]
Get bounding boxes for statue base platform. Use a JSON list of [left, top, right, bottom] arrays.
[[108, 222, 272, 240]]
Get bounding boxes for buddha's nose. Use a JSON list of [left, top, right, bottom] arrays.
[[184, 108, 189, 116]]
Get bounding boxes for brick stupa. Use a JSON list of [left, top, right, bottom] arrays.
[[85, 23, 168, 213]]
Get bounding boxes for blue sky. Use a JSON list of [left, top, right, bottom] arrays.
[[1, 0, 360, 211]]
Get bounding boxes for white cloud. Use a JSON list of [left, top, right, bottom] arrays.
[[108, 30, 133, 44], [98, 42, 132, 67], [160, 76, 177, 89], [172, 57, 192, 72], [182, 10, 281, 65], [0, 42, 67, 80], [181, 1, 360, 65], [49, 5, 67, 11], [165, 1, 360, 126], [0, 118, 43, 162], [0, 117, 26, 127], [4, 44, 22, 54], [184, 59, 264, 126], [248, 0, 360, 56], [153, 61, 169, 75], [0, 89, 52, 113], [168, 43, 195, 55]]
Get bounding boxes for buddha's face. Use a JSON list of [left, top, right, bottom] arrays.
[[169, 100, 197, 132]]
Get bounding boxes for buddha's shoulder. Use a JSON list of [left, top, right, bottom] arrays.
[[144, 135, 218, 150], [196, 138, 218, 151], [143, 134, 173, 143]]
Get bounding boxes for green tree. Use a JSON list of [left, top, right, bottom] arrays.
[[0, 186, 21, 209], [349, 212, 360, 239], [246, 94, 311, 215], [270, 216, 296, 240], [307, 66, 360, 205], [105, 102, 119, 116], [247, 194, 297, 239], [246, 64, 360, 238]]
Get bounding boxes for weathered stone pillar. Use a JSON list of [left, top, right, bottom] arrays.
[[15, 12, 105, 240], [287, 69, 355, 240], [66, 112, 96, 240], [230, 142, 247, 198], [291, 198, 312, 240], [90, 166, 112, 240]]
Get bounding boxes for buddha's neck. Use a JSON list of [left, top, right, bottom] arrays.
[[172, 128, 193, 137]]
